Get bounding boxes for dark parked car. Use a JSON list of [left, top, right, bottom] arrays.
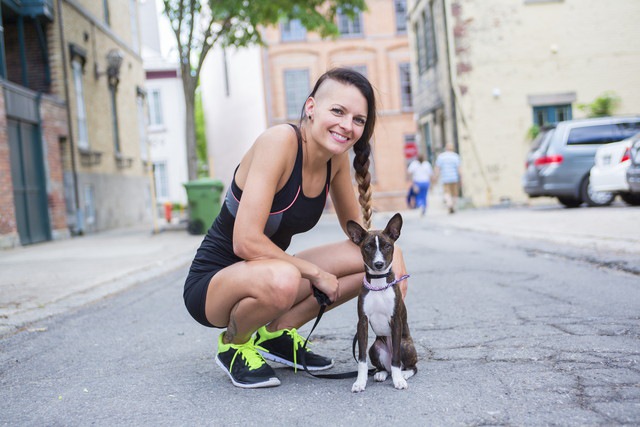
[[522, 116, 640, 207], [626, 136, 640, 194]]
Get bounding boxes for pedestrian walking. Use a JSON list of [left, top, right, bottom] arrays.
[[183, 68, 409, 389], [435, 143, 461, 214], [407, 154, 433, 216]]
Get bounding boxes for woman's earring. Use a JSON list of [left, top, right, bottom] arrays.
[[308, 114, 313, 121]]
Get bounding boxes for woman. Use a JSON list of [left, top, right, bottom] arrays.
[[407, 154, 433, 216], [183, 68, 408, 388]]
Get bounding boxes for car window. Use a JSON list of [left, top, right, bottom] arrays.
[[528, 128, 554, 154], [617, 122, 640, 140], [567, 123, 633, 145], [538, 129, 554, 153]]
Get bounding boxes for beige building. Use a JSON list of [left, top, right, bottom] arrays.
[[261, 0, 416, 212], [408, 0, 640, 207], [52, 0, 151, 233]]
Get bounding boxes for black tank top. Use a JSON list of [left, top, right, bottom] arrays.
[[188, 125, 332, 276]]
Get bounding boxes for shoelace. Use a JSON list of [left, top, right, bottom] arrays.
[[286, 328, 311, 373], [229, 341, 268, 372]]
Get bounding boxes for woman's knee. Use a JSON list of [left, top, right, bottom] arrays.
[[261, 261, 301, 309]]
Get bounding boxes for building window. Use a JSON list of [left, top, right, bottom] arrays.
[[399, 63, 412, 110], [422, 122, 433, 161], [109, 85, 120, 154], [153, 162, 169, 200], [84, 185, 96, 225], [415, 21, 427, 74], [395, 0, 407, 33], [148, 88, 163, 126], [424, 4, 437, 69], [533, 104, 572, 127], [137, 93, 148, 161], [337, 8, 363, 37], [284, 69, 309, 119], [72, 59, 89, 150], [103, 0, 110, 26], [281, 19, 306, 42]]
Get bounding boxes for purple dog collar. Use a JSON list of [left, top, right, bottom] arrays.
[[363, 274, 410, 291]]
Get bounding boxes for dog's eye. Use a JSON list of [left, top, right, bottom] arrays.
[[365, 242, 375, 250]]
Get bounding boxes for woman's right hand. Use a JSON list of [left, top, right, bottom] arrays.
[[311, 270, 340, 304]]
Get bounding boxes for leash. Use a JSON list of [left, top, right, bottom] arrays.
[[300, 302, 369, 379], [298, 276, 409, 380]]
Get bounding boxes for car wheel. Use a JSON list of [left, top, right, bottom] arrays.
[[580, 176, 615, 207], [620, 192, 640, 206], [557, 196, 582, 208]]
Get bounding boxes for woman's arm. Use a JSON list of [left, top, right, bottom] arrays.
[[232, 125, 341, 301]]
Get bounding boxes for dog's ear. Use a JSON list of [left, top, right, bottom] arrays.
[[346, 220, 367, 245], [383, 213, 403, 242]]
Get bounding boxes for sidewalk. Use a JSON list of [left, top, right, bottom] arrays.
[[1, 196, 638, 337], [0, 225, 203, 336]]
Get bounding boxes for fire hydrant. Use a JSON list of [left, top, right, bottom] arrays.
[[164, 202, 172, 223]]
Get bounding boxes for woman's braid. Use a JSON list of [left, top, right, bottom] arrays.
[[353, 141, 373, 230]]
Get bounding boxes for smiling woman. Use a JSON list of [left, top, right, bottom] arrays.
[[181, 68, 409, 389]]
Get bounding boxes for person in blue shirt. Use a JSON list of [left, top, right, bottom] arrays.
[[435, 143, 461, 214]]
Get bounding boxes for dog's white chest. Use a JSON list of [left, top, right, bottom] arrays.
[[363, 288, 395, 336]]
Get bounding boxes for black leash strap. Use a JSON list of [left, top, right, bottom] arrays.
[[300, 288, 376, 379]]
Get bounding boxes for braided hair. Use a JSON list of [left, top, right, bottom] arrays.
[[301, 68, 376, 229]]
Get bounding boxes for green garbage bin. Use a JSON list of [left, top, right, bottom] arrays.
[[183, 178, 224, 234]]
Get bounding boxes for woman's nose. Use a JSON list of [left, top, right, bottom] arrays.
[[339, 115, 353, 131]]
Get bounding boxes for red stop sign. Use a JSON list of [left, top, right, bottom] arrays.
[[404, 142, 417, 159]]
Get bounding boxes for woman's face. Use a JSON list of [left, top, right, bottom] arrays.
[[306, 80, 368, 156]]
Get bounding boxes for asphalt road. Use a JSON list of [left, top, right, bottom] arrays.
[[1, 213, 639, 426]]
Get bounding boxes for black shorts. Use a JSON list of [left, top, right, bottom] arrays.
[[183, 269, 221, 328]]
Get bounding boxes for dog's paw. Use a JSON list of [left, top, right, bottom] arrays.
[[374, 371, 388, 382], [393, 377, 408, 390], [351, 380, 367, 393], [391, 366, 408, 390]]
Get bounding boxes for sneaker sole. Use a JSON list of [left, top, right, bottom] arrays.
[[258, 351, 334, 371], [215, 356, 281, 389]]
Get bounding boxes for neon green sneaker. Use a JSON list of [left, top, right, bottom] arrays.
[[215, 333, 281, 388], [254, 326, 334, 371]]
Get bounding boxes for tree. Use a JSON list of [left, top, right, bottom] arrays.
[[194, 87, 208, 177], [161, 0, 366, 180]]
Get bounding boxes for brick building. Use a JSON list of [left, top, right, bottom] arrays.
[[261, 0, 416, 212], [1, 0, 151, 247]]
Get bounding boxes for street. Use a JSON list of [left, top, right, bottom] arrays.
[[1, 207, 639, 426]]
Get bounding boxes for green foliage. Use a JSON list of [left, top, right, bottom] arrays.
[[527, 124, 540, 141], [161, 0, 366, 80], [194, 88, 208, 177], [578, 91, 621, 118], [160, 0, 366, 179]]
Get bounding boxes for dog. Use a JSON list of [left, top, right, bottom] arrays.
[[347, 213, 418, 392]]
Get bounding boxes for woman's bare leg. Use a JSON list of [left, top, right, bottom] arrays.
[[204, 238, 408, 343], [204, 259, 302, 344]]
